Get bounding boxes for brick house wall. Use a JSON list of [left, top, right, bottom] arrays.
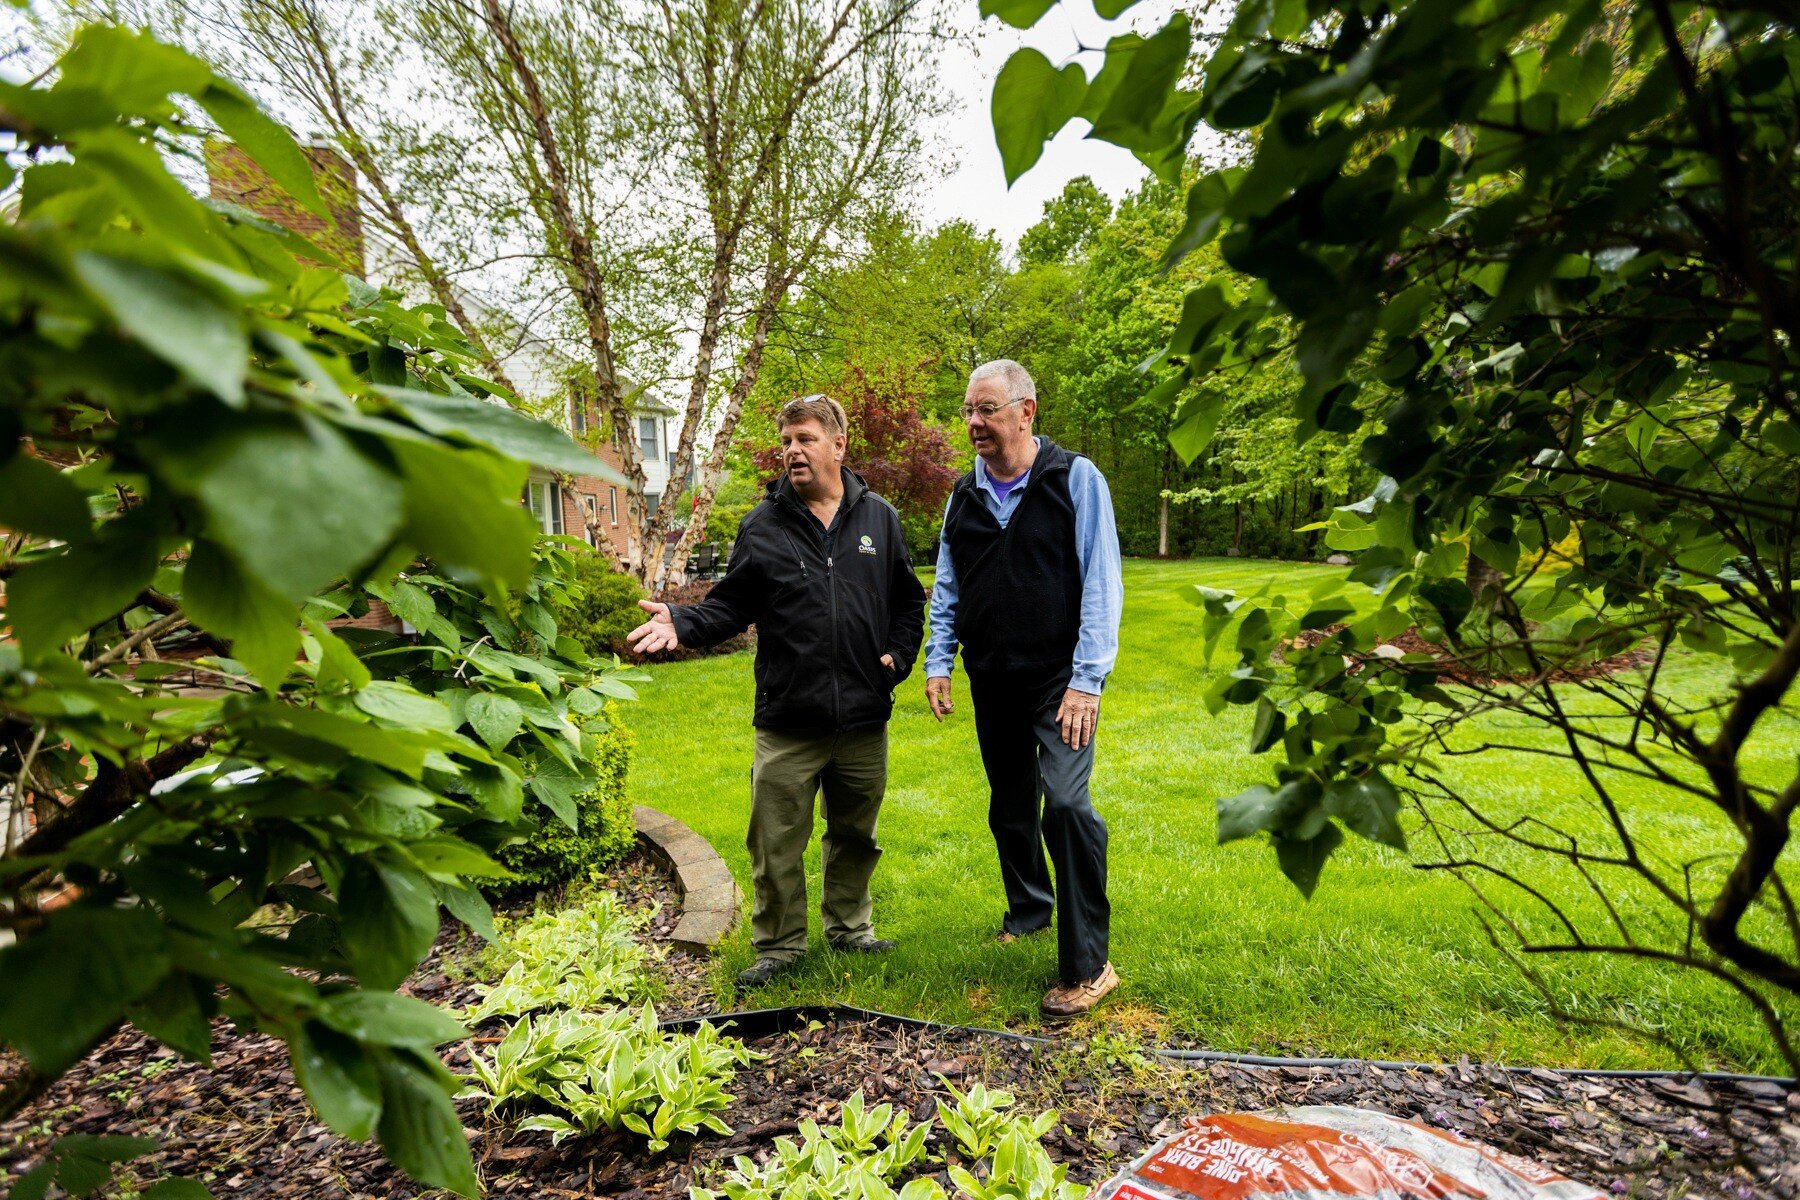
[[207, 140, 365, 275]]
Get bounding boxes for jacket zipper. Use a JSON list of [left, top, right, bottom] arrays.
[[827, 548, 840, 726], [780, 489, 864, 729]]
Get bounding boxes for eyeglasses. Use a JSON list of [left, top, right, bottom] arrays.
[[959, 396, 1028, 421]]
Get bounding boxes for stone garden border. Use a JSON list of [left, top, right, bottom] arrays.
[[632, 804, 741, 952]]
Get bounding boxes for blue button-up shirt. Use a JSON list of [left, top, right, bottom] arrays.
[[925, 438, 1123, 694]]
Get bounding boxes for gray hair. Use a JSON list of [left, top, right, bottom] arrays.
[[969, 359, 1035, 403]]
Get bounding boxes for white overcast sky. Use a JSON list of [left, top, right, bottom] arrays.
[[919, 0, 1186, 247]]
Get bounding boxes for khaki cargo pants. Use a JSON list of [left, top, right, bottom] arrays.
[[747, 727, 887, 963]]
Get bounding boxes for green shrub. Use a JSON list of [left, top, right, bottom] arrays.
[[497, 706, 636, 889], [552, 550, 648, 657]]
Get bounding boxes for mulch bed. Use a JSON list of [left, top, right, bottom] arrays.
[[4, 851, 1795, 1199], [1289, 624, 1656, 687]]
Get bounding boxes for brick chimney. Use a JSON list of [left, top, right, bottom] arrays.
[[206, 137, 365, 276]]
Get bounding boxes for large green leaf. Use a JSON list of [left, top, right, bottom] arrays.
[[374, 1050, 480, 1198], [433, 879, 497, 942], [318, 991, 466, 1048], [181, 540, 300, 693], [1324, 773, 1407, 849], [1274, 823, 1344, 899], [0, 453, 91, 541], [73, 251, 247, 406], [978, 0, 1056, 29], [291, 1020, 383, 1141], [56, 24, 210, 117], [166, 414, 405, 600], [235, 704, 429, 777], [354, 680, 458, 732], [124, 973, 214, 1065], [1216, 779, 1316, 843], [1087, 17, 1191, 154], [4, 526, 160, 656], [389, 438, 535, 593], [389, 390, 621, 479], [466, 692, 525, 750], [529, 755, 585, 831], [338, 861, 441, 991], [991, 50, 1088, 185], [0, 906, 171, 1074]]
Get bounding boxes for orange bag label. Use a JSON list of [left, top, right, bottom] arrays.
[[1093, 1106, 1603, 1200]]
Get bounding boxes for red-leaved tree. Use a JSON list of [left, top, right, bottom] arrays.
[[753, 362, 959, 533]]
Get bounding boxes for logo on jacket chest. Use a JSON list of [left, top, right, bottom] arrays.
[[858, 534, 877, 555]]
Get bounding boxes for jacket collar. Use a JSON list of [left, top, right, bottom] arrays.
[[767, 464, 867, 518]]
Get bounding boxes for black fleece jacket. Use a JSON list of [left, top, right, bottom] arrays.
[[668, 468, 926, 732]]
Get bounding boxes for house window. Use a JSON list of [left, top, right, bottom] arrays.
[[608, 486, 619, 526], [525, 479, 563, 535], [638, 416, 660, 459], [569, 395, 588, 436], [645, 492, 661, 520], [581, 495, 598, 544]]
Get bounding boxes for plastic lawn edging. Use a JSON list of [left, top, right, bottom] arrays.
[[659, 1005, 1796, 1086]]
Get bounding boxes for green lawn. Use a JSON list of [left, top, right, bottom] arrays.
[[622, 557, 1798, 1072]]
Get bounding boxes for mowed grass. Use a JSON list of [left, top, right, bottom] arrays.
[[622, 557, 1799, 1072]]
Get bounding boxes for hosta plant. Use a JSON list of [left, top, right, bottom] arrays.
[[464, 891, 651, 1022], [947, 1124, 1084, 1200], [934, 1079, 1043, 1163], [462, 1004, 756, 1152], [690, 1096, 943, 1200], [810, 1089, 932, 1178]]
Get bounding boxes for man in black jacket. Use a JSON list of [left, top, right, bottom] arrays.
[[627, 394, 926, 987]]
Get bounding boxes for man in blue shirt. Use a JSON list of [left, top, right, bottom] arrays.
[[924, 359, 1123, 1018]]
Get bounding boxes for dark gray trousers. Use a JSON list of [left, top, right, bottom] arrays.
[[967, 666, 1110, 983]]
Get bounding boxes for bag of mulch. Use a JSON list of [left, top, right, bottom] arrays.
[[1088, 1105, 1602, 1200]]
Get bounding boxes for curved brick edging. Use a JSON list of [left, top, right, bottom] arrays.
[[632, 805, 742, 953]]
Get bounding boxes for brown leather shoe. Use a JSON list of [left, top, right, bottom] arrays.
[[1040, 962, 1119, 1017]]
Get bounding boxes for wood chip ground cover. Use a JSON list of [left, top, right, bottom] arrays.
[[3, 853, 1794, 1199]]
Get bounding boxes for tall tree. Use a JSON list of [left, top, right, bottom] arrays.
[[69, 0, 947, 584], [411, 0, 943, 586]]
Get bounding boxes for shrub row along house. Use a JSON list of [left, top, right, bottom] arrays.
[[206, 137, 682, 569]]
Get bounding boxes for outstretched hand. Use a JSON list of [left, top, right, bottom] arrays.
[[626, 599, 682, 655]]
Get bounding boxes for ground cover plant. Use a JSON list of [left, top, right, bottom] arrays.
[[627, 558, 1799, 1072], [464, 1004, 755, 1152], [460, 883, 760, 1157], [463, 891, 653, 1022]]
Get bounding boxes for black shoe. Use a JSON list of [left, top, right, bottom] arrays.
[[831, 934, 895, 953], [736, 956, 795, 987]]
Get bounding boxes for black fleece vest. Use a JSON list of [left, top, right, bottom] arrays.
[[943, 438, 1083, 675]]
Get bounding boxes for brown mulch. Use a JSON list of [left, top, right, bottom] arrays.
[[1289, 624, 1657, 687], [4, 853, 1795, 1199]]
